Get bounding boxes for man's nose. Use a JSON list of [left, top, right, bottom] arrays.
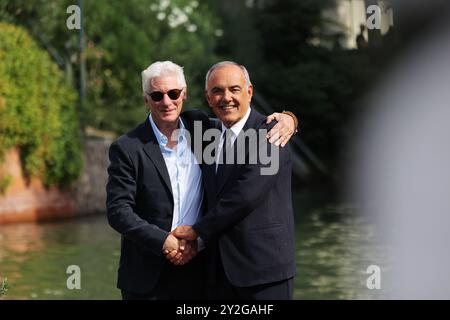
[[223, 90, 233, 102], [161, 93, 172, 106]]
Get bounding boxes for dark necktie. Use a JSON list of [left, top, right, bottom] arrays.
[[216, 129, 232, 182]]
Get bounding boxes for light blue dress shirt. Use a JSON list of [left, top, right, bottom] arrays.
[[148, 114, 203, 231]]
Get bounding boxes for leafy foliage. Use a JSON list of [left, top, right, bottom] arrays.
[[1, 0, 221, 133], [0, 22, 82, 188], [254, 0, 376, 167], [213, 0, 376, 169]]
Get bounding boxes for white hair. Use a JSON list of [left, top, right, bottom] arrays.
[[204, 61, 252, 90], [141, 61, 187, 94]]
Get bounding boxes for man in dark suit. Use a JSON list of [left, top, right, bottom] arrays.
[[173, 61, 296, 300], [106, 61, 297, 299]]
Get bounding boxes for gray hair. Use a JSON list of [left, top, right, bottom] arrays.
[[141, 61, 187, 94], [204, 61, 252, 90]]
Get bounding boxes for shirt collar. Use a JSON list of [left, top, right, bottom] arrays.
[[148, 113, 185, 148], [221, 107, 252, 137]]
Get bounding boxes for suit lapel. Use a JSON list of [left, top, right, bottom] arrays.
[[139, 118, 173, 198], [215, 109, 259, 197], [181, 113, 203, 167], [203, 162, 217, 208]]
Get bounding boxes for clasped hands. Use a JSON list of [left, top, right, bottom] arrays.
[[161, 113, 296, 265], [162, 226, 199, 266]]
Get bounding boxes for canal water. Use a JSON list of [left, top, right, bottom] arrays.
[[0, 188, 386, 299]]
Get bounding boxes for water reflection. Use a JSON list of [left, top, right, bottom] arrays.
[[0, 190, 386, 299], [294, 201, 386, 299], [0, 215, 121, 299]]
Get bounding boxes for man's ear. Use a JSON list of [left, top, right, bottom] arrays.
[[182, 87, 187, 101], [143, 94, 151, 112], [205, 90, 212, 108], [247, 84, 253, 103]]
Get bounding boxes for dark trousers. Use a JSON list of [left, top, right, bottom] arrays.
[[121, 253, 206, 300], [209, 250, 294, 300]]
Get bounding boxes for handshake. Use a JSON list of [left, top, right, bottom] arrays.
[[162, 225, 199, 266]]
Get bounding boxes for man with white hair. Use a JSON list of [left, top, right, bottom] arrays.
[[106, 61, 298, 300]]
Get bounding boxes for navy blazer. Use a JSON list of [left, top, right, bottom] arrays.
[[194, 108, 296, 287], [106, 110, 211, 293]]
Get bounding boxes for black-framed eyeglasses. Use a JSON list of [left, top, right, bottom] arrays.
[[146, 88, 184, 102]]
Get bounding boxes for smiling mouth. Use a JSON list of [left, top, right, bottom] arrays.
[[220, 105, 236, 110]]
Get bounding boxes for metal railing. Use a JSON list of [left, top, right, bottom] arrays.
[[252, 91, 328, 178]]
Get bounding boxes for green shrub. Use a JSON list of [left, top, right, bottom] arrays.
[[0, 174, 11, 194], [0, 22, 82, 189]]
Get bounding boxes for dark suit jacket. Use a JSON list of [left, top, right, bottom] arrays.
[[106, 110, 211, 293], [194, 108, 296, 287]]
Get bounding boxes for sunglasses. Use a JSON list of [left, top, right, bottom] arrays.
[[146, 88, 184, 102]]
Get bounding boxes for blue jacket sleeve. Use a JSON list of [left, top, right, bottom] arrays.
[[106, 141, 169, 255]]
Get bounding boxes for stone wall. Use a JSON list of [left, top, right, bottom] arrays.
[[0, 137, 114, 224], [72, 137, 113, 217], [0, 148, 75, 224]]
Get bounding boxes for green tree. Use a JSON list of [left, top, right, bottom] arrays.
[[212, 0, 375, 172], [255, 0, 375, 169], [0, 22, 82, 188], [1, 0, 222, 133]]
